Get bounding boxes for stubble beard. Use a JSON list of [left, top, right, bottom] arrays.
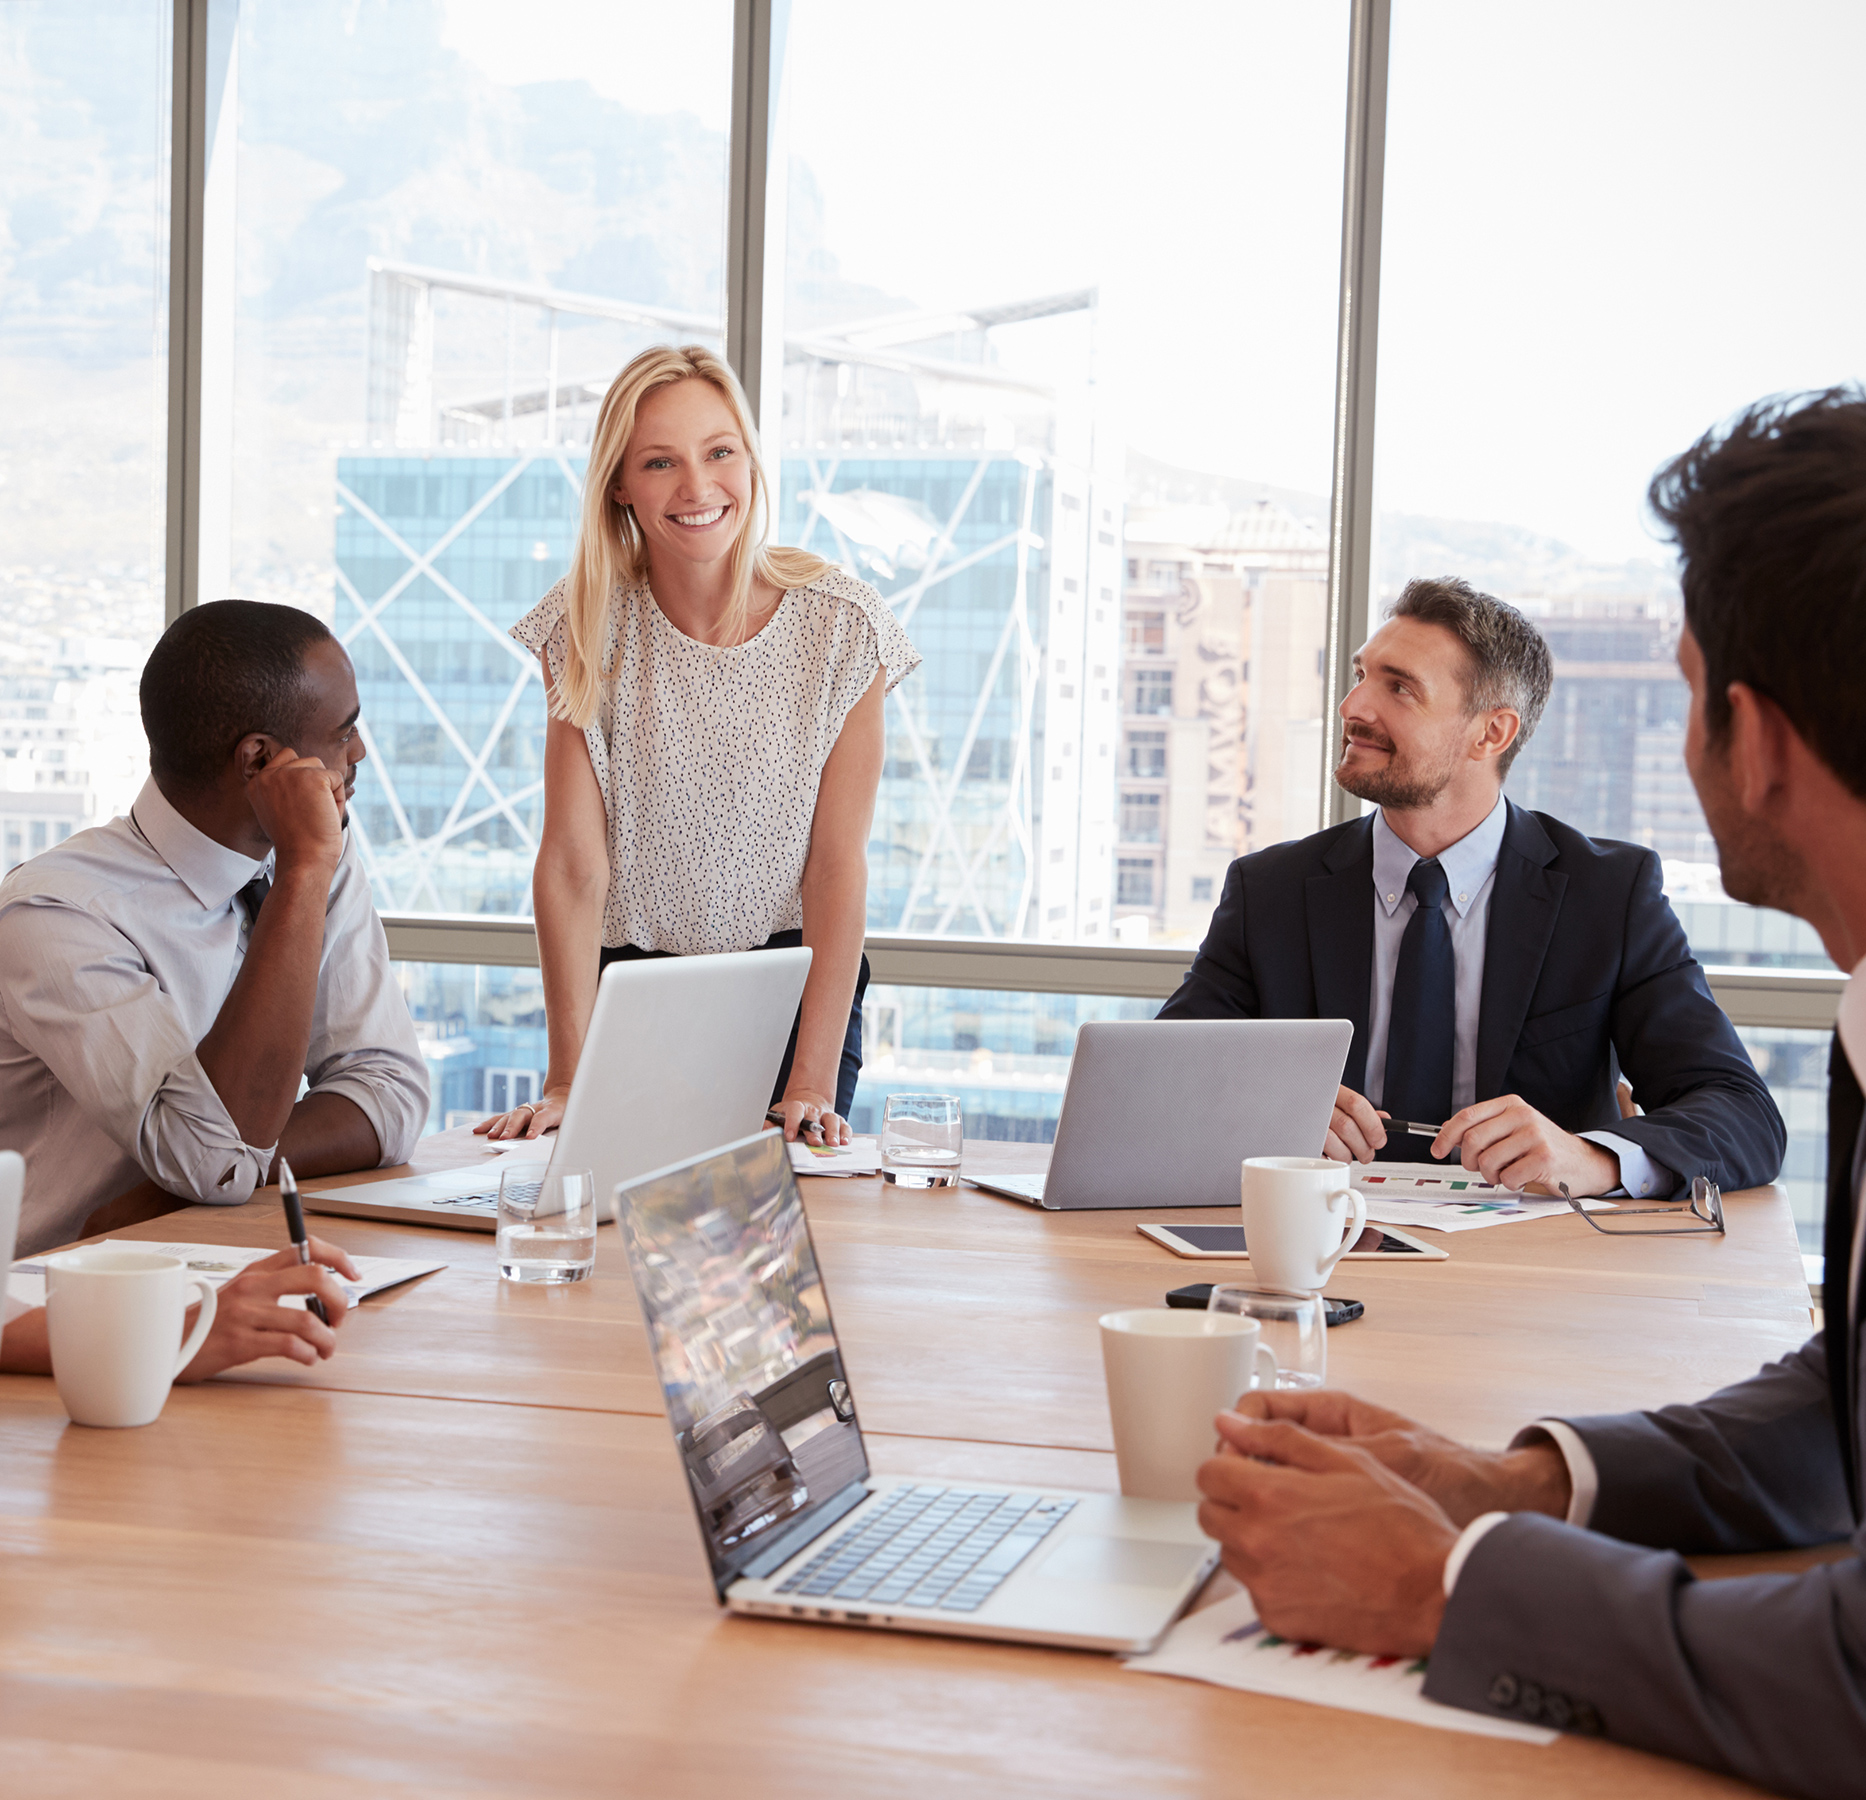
[[1696, 770, 1808, 916], [1333, 733, 1460, 812]]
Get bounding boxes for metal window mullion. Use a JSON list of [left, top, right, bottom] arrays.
[[164, 0, 209, 626], [720, 0, 787, 434], [1320, 0, 1392, 828]]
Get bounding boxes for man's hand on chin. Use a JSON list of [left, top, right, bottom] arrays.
[[1196, 1410, 1458, 1660], [1431, 1094, 1622, 1196]]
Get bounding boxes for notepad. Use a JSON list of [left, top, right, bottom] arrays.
[[7, 1240, 447, 1313]]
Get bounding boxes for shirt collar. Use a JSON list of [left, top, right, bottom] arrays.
[[1372, 794, 1509, 920], [128, 775, 271, 914], [1838, 956, 1866, 1092]]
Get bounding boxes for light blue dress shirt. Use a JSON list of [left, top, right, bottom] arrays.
[[1360, 796, 1668, 1197]]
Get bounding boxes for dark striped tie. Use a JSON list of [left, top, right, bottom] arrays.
[[1383, 857, 1456, 1139]]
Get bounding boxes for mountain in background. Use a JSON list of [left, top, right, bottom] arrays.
[[4, 0, 1677, 612]]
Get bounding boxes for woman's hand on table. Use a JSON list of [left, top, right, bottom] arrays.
[[770, 1087, 850, 1146], [475, 1086, 569, 1142], [176, 1238, 358, 1382]]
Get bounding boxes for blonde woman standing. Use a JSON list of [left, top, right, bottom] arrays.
[[477, 345, 918, 1148]]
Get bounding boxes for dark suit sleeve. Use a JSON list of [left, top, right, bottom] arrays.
[[1425, 1511, 1866, 1797], [1567, 1335, 1853, 1553], [1156, 858, 1261, 1020], [1596, 850, 1785, 1192], [1425, 1337, 1861, 1792]]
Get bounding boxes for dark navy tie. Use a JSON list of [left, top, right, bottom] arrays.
[[1383, 857, 1455, 1137], [236, 873, 271, 930]]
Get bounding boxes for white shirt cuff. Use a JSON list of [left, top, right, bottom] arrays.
[[1442, 1511, 1509, 1596], [1580, 1130, 1675, 1200], [1509, 1418, 1599, 1527]]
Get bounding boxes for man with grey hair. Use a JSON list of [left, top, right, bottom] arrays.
[[1159, 575, 1783, 1199]]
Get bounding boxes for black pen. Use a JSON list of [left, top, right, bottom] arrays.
[[767, 1106, 823, 1139], [1384, 1119, 1446, 1139], [278, 1158, 330, 1324]]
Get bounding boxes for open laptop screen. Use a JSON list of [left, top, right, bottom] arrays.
[[615, 1130, 868, 1593]]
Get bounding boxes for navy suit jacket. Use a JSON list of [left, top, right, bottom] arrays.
[[1157, 801, 1784, 1193]]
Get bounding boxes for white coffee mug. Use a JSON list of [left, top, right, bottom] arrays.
[[1099, 1308, 1278, 1503], [1240, 1156, 1368, 1292], [43, 1249, 218, 1428]]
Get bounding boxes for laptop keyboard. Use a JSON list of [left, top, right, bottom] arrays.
[[424, 1179, 538, 1215], [774, 1486, 1077, 1612]]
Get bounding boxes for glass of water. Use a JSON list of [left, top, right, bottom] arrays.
[[497, 1166, 597, 1283], [880, 1093, 963, 1188], [1206, 1284, 1327, 1389]]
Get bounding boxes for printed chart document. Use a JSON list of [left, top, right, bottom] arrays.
[[8, 1241, 447, 1314], [1126, 1591, 1555, 1744], [1351, 1161, 1613, 1233], [787, 1135, 883, 1178]]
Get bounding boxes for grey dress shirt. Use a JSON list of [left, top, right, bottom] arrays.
[[1362, 797, 1669, 1197], [0, 777, 429, 1255]]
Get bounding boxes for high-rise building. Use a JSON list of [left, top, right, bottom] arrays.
[[0, 597, 147, 877], [1115, 501, 1328, 942]]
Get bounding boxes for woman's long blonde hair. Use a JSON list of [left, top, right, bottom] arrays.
[[551, 343, 828, 726]]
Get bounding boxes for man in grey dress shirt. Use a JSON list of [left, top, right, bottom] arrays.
[[1193, 387, 1866, 1797], [0, 600, 428, 1259]]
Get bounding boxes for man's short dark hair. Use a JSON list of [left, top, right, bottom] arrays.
[[1386, 576, 1554, 777], [1648, 386, 1866, 800], [140, 600, 335, 791]]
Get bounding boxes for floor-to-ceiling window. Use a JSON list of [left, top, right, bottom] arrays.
[[1376, 0, 1865, 1245], [0, 1, 170, 873]]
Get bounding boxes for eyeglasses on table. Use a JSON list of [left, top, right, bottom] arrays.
[[1557, 1175, 1725, 1236]]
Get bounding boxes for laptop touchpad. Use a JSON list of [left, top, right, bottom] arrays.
[[1035, 1536, 1207, 1590]]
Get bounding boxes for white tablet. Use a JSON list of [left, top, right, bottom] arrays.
[[1137, 1221, 1449, 1262]]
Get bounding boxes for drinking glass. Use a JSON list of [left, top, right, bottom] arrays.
[[1206, 1284, 1327, 1390], [880, 1094, 962, 1188], [497, 1166, 597, 1282]]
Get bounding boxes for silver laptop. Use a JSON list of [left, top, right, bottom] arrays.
[[304, 948, 811, 1231], [967, 1018, 1352, 1209], [615, 1130, 1216, 1651]]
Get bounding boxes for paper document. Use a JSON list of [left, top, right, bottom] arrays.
[[787, 1135, 883, 1177], [1364, 1197, 1610, 1233], [1349, 1160, 1534, 1200], [1126, 1591, 1556, 1744], [1352, 1162, 1612, 1232], [8, 1241, 447, 1314]]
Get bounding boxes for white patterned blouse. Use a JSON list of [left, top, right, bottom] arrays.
[[511, 567, 921, 957]]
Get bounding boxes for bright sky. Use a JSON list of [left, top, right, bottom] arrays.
[[440, 0, 1866, 566]]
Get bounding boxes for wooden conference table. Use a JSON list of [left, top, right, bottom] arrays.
[[0, 1133, 1822, 1799]]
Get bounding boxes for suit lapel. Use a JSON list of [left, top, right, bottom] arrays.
[[1306, 818, 1376, 1093], [1475, 803, 1569, 1099], [1825, 1035, 1862, 1519]]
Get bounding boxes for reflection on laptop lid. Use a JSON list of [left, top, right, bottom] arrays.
[[614, 1130, 867, 1595]]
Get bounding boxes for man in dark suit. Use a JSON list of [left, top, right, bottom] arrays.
[[1194, 388, 1866, 1797], [1159, 574, 1783, 1198]]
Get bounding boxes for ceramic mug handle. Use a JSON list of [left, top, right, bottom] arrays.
[[1249, 1340, 1279, 1392], [1314, 1185, 1368, 1284], [169, 1275, 217, 1378]]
